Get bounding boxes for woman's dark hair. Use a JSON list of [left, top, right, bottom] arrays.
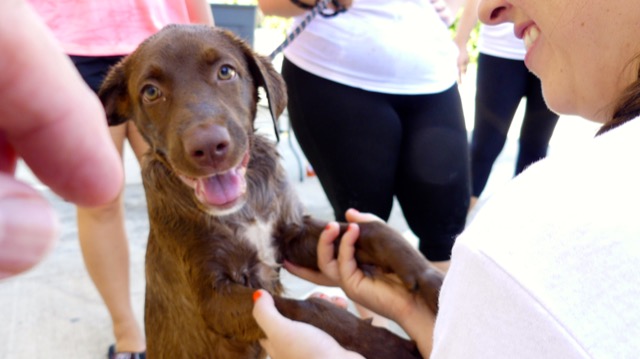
[[597, 58, 640, 135]]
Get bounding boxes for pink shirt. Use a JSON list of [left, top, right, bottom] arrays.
[[29, 0, 194, 56]]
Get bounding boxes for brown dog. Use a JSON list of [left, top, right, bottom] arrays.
[[99, 24, 442, 358]]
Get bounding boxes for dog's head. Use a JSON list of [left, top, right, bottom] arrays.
[[99, 25, 286, 215]]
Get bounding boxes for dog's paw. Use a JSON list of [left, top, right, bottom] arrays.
[[411, 265, 444, 314], [355, 221, 444, 313]]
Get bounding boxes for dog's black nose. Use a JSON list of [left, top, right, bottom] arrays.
[[184, 123, 231, 167]]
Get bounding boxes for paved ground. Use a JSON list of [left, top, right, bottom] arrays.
[[0, 28, 601, 358]]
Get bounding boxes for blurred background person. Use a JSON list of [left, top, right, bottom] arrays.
[[454, 0, 559, 210], [259, 0, 469, 275]]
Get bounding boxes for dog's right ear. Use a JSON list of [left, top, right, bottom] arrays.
[[98, 59, 132, 126]]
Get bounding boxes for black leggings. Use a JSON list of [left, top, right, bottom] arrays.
[[471, 53, 559, 197], [283, 58, 470, 261]]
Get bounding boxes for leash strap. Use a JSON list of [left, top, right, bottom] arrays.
[[267, 0, 344, 61], [265, 0, 346, 142]]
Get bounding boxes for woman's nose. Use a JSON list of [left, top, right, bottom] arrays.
[[478, 0, 512, 25]]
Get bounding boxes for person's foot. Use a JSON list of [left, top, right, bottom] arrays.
[[108, 344, 145, 359], [113, 320, 146, 354]]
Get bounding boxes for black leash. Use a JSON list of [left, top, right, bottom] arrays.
[[268, 0, 346, 61], [264, 0, 345, 180], [264, 0, 346, 139]]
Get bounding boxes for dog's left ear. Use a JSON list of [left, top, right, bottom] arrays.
[[238, 41, 288, 121], [98, 58, 133, 126]]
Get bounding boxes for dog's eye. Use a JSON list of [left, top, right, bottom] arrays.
[[218, 65, 236, 80], [142, 85, 162, 102]]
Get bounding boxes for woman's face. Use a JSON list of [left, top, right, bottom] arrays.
[[478, 0, 640, 122]]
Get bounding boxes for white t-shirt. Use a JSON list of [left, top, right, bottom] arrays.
[[432, 118, 640, 358], [477, 23, 526, 61], [283, 0, 459, 94]]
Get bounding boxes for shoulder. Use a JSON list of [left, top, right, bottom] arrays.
[[432, 240, 591, 358], [434, 118, 640, 358]]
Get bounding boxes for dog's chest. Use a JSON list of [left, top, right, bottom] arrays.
[[240, 219, 278, 269]]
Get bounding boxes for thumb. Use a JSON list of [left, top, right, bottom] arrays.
[[252, 290, 289, 333], [0, 176, 58, 279]]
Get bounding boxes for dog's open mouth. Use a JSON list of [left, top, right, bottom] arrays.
[[178, 152, 250, 210]]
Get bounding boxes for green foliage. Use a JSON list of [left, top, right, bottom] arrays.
[[259, 15, 293, 35]]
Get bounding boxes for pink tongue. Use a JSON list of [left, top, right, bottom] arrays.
[[197, 171, 243, 206]]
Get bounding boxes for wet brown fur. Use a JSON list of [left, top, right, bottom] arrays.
[[99, 24, 441, 359]]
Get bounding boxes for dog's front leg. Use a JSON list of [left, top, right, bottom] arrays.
[[277, 215, 329, 269], [279, 215, 443, 314], [187, 260, 279, 345], [198, 285, 263, 339], [272, 295, 422, 359]]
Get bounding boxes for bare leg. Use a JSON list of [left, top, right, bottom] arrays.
[[77, 122, 148, 353]]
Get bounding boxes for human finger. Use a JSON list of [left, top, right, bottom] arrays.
[[336, 223, 365, 292], [0, 133, 17, 174], [252, 290, 287, 335], [0, 175, 58, 279], [252, 290, 287, 358], [316, 222, 341, 283], [344, 208, 383, 223], [457, 50, 470, 83], [0, 1, 122, 207]]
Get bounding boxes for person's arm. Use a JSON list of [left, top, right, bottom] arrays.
[[453, 0, 480, 81], [443, 0, 465, 18], [430, 0, 455, 27], [185, 0, 215, 25], [258, 0, 311, 17]]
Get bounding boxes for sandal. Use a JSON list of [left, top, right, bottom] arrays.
[[108, 344, 146, 359]]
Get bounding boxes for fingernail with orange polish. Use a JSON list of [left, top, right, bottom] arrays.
[[253, 290, 262, 303]]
